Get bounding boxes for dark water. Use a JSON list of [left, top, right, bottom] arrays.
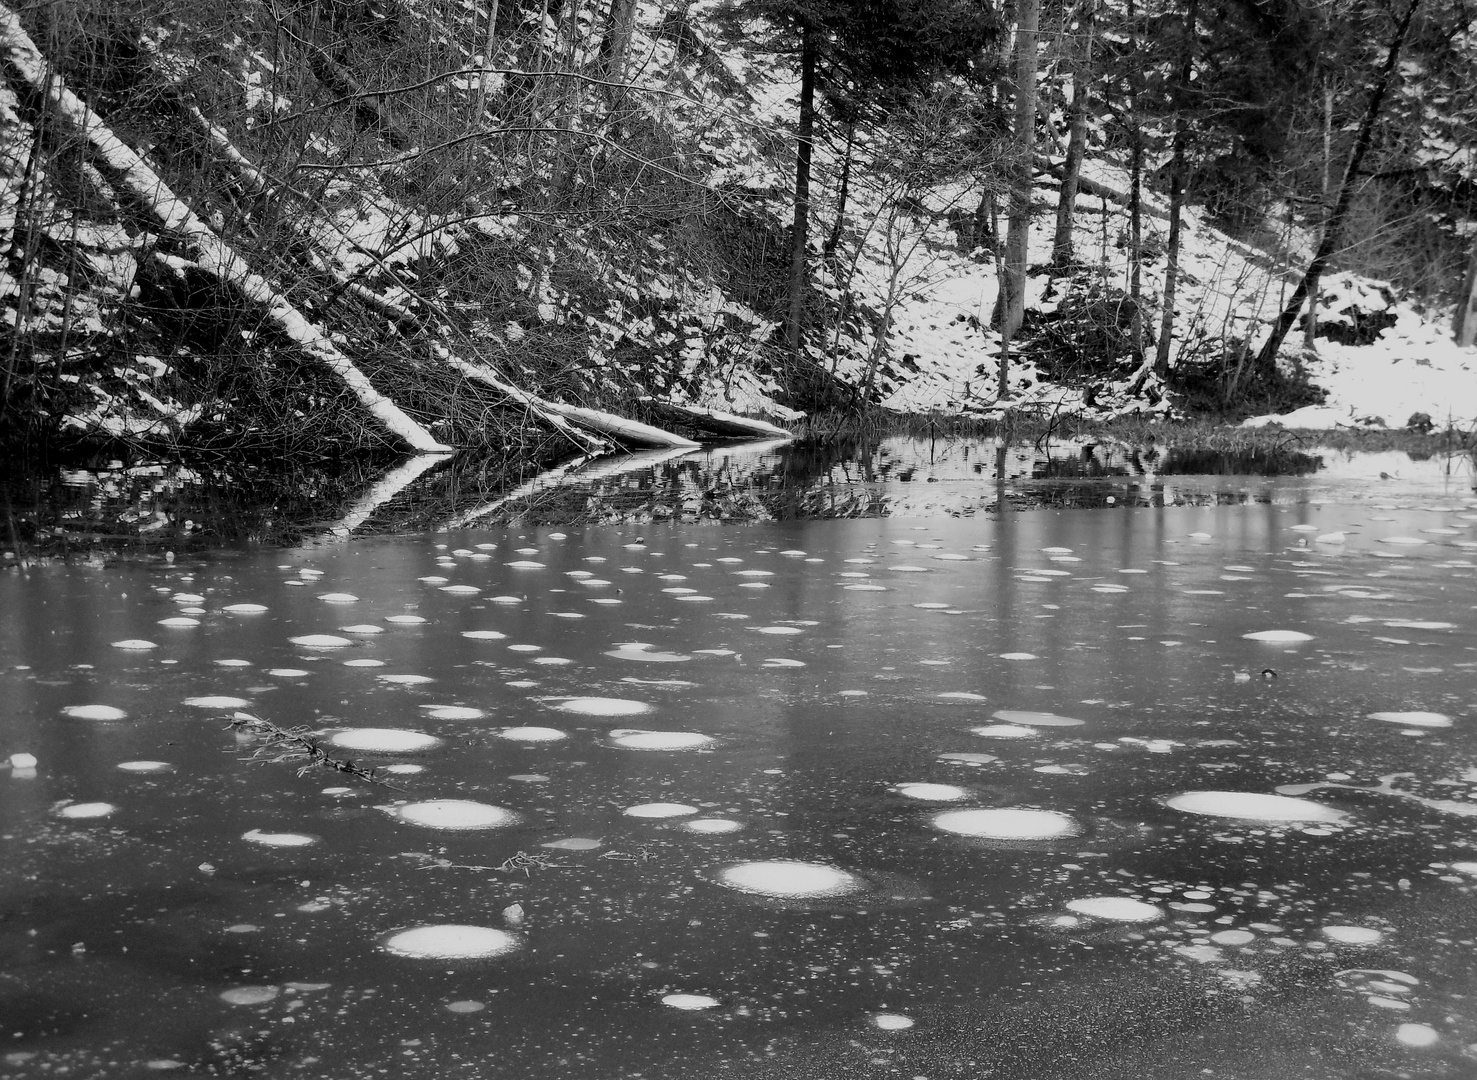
[[6, 435, 1472, 553], [3, 449, 1477, 1078]]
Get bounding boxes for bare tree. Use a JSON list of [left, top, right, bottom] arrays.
[[1254, 0, 1421, 376], [1050, 0, 1094, 270]]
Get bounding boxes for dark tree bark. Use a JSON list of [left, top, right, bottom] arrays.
[[822, 121, 856, 263], [599, 0, 638, 85], [1254, 0, 1421, 376], [784, 21, 819, 356], [1050, 0, 1094, 271], [1153, 0, 1197, 376]]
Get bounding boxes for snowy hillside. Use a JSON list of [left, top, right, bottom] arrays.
[[2, 0, 1474, 461]]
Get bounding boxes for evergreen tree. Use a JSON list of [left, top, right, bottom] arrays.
[[717, 0, 998, 358]]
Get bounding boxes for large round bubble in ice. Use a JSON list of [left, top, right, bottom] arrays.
[[932, 808, 1080, 840], [1367, 711, 1452, 728], [392, 800, 518, 829], [497, 727, 567, 742], [1065, 896, 1164, 922], [381, 925, 521, 959], [553, 697, 652, 717], [992, 710, 1085, 728], [716, 860, 864, 898], [62, 705, 127, 721], [609, 730, 715, 751], [895, 782, 969, 802], [1165, 790, 1348, 823], [326, 728, 443, 753]]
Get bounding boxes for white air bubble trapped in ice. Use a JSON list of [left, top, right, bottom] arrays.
[[895, 782, 969, 801], [326, 729, 443, 753], [992, 710, 1085, 728], [1242, 630, 1314, 642], [609, 730, 716, 751], [716, 860, 863, 898], [1165, 790, 1348, 823], [624, 802, 699, 818], [662, 993, 720, 1010], [553, 697, 652, 716], [932, 808, 1079, 840], [683, 818, 742, 834], [381, 925, 521, 959], [242, 829, 316, 846], [59, 802, 116, 819], [290, 634, 353, 648], [497, 726, 567, 742], [62, 705, 128, 721], [1367, 711, 1452, 728], [1064, 897, 1164, 922], [183, 696, 251, 709], [1321, 925, 1384, 945], [420, 705, 486, 721], [392, 800, 518, 829]]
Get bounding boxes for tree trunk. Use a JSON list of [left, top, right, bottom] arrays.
[[1456, 239, 1477, 347], [784, 21, 819, 356], [822, 121, 856, 263], [992, 0, 1040, 342], [293, 21, 413, 149], [1126, 0, 1143, 366], [1050, 0, 1094, 271], [1254, 0, 1421, 376], [475, 0, 501, 123], [599, 0, 638, 85], [1304, 81, 1335, 349], [0, 4, 449, 453], [1153, 0, 1196, 376]]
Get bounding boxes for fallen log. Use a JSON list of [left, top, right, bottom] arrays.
[[0, 4, 450, 454], [540, 401, 700, 449], [1038, 157, 1169, 221], [639, 398, 792, 439]]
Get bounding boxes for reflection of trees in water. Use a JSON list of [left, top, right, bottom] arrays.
[[0, 434, 1387, 550], [1031, 441, 1323, 479]]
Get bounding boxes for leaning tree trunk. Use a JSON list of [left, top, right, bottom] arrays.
[[1254, 0, 1421, 376], [822, 121, 856, 263], [0, 3, 449, 453], [992, 0, 1040, 343], [1050, 0, 1094, 271], [784, 21, 819, 357]]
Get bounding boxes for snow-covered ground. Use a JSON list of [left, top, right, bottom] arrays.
[[5, 0, 1473, 445]]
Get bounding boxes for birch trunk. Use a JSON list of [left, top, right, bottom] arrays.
[[0, 3, 450, 453], [992, 0, 1041, 342]]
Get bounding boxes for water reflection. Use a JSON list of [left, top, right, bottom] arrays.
[[4, 435, 1475, 554]]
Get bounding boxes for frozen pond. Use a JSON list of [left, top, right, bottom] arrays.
[[4, 481, 1477, 1077]]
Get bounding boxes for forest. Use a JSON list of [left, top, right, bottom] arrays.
[[1, 0, 1475, 468]]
